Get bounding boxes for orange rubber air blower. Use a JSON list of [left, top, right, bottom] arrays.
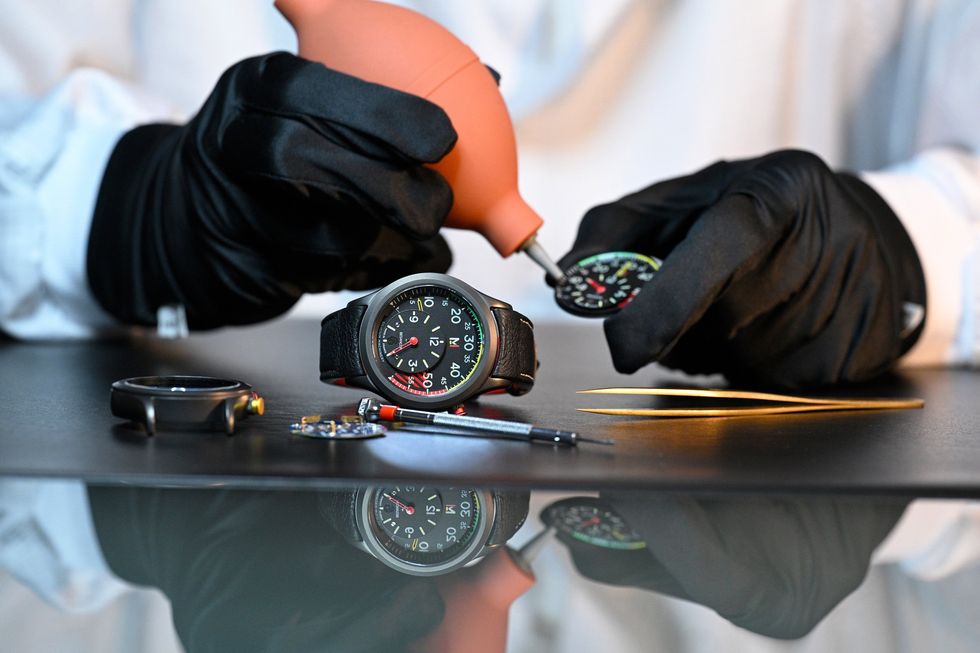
[[275, 0, 565, 281]]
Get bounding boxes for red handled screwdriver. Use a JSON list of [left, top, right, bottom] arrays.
[[357, 398, 613, 446]]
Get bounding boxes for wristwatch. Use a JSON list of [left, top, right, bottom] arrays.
[[320, 273, 536, 410], [319, 485, 529, 576]]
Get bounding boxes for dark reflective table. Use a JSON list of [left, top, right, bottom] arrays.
[[2, 319, 979, 495], [2, 320, 980, 651]]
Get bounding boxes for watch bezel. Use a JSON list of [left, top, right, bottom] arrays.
[[355, 486, 496, 576], [356, 273, 504, 410]]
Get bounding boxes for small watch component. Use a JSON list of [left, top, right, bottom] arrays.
[[110, 376, 263, 435], [555, 251, 661, 317], [541, 497, 646, 550], [320, 273, 537, 411], [289, 415, 387, 440]]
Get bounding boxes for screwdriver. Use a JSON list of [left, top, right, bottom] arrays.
[[357, 398, 613, 446]]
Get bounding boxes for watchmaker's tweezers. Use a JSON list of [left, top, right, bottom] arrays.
[[577, 387, 924, 417]]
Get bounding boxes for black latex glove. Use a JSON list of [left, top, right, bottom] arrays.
[[561, 493, 908, 639], [558, 150, 926, 387], [88, 52, 458, 329]]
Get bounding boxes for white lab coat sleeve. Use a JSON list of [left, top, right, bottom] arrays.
[[861, 147, 980, 367], [0, 478, 127, 612], [0, 68, 177, 340]]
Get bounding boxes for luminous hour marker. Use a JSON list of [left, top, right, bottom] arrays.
[[397, 359, 403, 368], [427, 519, 437, 526], [427, 494, 437, 500], [430, 351, 439, 358], [398, 314, 404, 324], [419, 527, 426, 536], [422, 359, 429, 368], [424, 315, 430, 324], [383, 518, 391, 525], [431, 326, 441, 332], [386, 324, 396, 331], [393, 526, 399, 534]]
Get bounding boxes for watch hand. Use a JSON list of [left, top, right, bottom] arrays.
[[386, 336, 419, 357], [383, 493, 415, 515], [615, 261, 633, 277], [585, 277, 606, 294]]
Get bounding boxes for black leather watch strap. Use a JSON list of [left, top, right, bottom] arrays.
[[320, 304, 367, 382], [490, 308, 537, 395], [487, 490, 530, 547], [318, 490, 362, 543]]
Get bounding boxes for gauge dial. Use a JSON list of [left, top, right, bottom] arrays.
[[369, 486, 483, 566], [555, 252, 661, 317], [375, 286, 485, 399], [542, 497, 646, 550], [380, 308, 446, 373]]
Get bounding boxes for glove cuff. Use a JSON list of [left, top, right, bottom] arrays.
[[837, 173, 927, 358], [87, 124, 183, 326]]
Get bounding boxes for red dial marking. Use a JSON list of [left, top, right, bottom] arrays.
[[585, 277, 607, 294]]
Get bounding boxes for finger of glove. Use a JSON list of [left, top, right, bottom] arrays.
[[603, 193, 783, 374], [602, 492, 762, 612], [554, 160, 745, 277], [227, 52, 457, 164], [222, 112, 453, 239], [336, 229, 452, 291]]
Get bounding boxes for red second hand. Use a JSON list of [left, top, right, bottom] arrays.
[[383, 493, 415, 515], [386, 336, 419, 357], [585, 277, 606, 294]]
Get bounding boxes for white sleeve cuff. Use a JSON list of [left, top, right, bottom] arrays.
[[873, 499, 980, 581], [0, 68, 177, 340], [0, 479, 126, 612], [861, 148, 980, 367]]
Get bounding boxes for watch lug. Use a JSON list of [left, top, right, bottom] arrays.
[[477, 377, 511, 394], [347, 290, 378, 308], [480, 291, 512, 311], [345, 375, 373, 391]]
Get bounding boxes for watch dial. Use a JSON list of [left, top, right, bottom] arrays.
[[375, 286, 485, 398], [555, 251, 661, 317], [370, 486, 483, 566], [543, 498, 646, 550]]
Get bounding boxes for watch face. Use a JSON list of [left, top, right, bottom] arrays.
[[373, 285, 486, 401], [554, 251, 661, 317], [360, 486, 490, 575]]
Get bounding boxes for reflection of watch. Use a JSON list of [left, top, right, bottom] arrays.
[[320, 486, 529, 576], [320, 273, 536, 410]]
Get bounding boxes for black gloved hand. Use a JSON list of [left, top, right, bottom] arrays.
[[558, 150, 926, 387], [88, 52, 458, 329], [561, 493, 907, 640]]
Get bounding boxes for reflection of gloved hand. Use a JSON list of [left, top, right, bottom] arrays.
[[558, 150, 926, 387], [88, 52, 457, 329], [561, 493, 907, 639], [87, 486, 443, 653]]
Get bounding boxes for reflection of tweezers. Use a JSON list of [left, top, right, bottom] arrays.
[[577, 387, 924, 417]]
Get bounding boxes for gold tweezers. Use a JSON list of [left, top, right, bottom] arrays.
[[577, 387, 924, 417]]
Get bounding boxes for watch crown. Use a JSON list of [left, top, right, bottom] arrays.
[[247, 393, 265, 416]]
